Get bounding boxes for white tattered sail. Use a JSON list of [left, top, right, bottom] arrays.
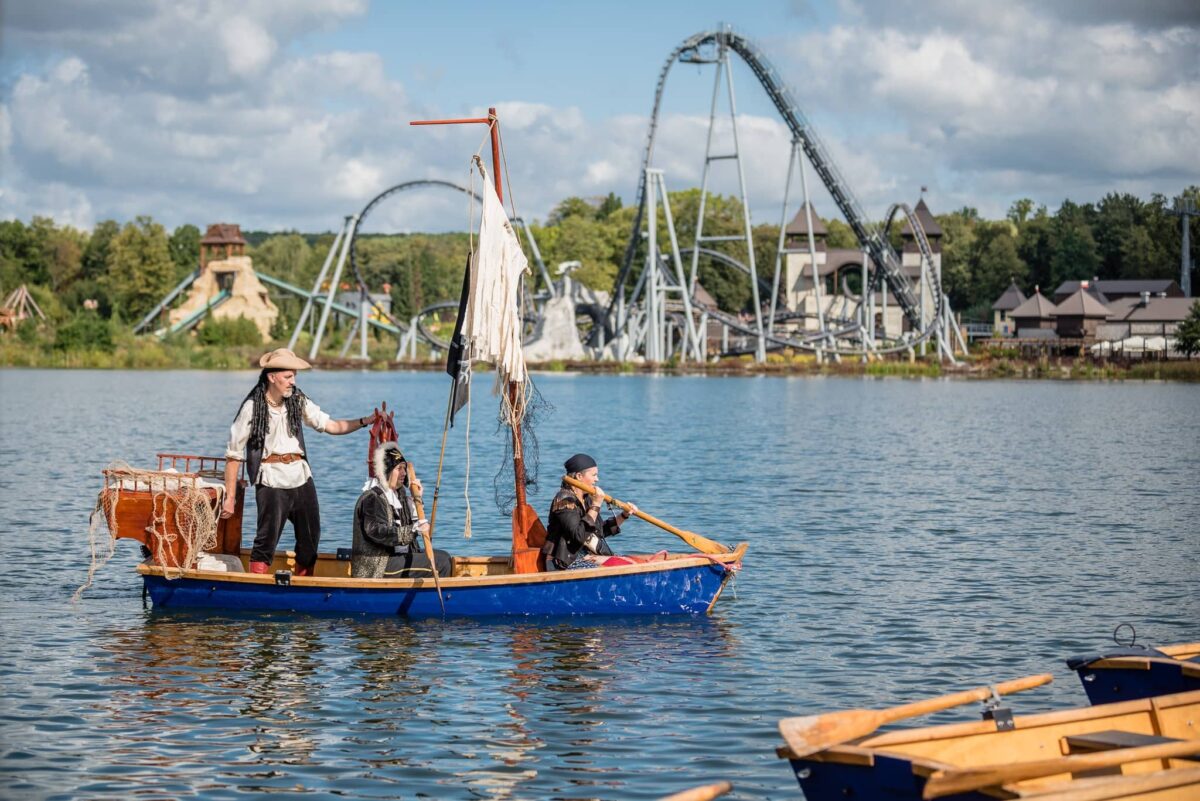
[[463, 161, 529, 386]]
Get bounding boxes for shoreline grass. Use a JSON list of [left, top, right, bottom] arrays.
[[3, 339, 1198, 381]]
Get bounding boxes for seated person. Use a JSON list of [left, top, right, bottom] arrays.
[[351, 442, 453, 578], [541, 453, 642, 571]]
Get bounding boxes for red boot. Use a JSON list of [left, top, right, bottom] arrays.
[[249, 561, 270, 574], [294, 564, 312, 577]]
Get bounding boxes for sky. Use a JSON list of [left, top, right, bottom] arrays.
[[1, 0, 1198, 235]]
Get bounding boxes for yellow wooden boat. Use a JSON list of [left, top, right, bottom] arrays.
[[778, 687, 1200, 800]]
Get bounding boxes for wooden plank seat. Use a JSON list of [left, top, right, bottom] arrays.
[[1065, 730, 1187, 753]]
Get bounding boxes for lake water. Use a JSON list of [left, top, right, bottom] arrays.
[[0, 369, 1197, 800]]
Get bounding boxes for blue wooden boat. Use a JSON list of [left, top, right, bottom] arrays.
[[91, 454, 745, 618], [777, 687, 1200, 801], [1068, 642, 1200, 705], [136, 545, 744, 618], [88, 112, 749, 619]]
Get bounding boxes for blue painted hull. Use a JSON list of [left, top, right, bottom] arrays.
[[141, 558, 735, 617], [788, 754, 989, 801], [1073, 659, 1200, 705]]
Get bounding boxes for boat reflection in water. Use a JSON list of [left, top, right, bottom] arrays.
[[86, 611, 737, 798]]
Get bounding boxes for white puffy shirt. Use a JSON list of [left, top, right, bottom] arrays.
[[226, 398, 331, 488]]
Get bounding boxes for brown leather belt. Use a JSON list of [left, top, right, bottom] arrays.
[[262, 453, 304, 465]]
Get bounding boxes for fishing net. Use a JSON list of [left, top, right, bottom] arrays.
[[73, 461, 223, 600], [493, 379, 554, 516]]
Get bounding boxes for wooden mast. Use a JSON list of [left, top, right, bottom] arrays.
[[409, 107, 546, 572]]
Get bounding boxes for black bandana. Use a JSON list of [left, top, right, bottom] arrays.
[[564, 453, 596, 474]]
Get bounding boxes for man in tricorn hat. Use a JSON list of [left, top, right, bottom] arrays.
[[540, 453, 639, 571], [222, 348, 379, 576], [351, 441, 453, 579]]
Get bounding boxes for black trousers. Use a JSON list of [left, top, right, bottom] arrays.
[[383, 548, 454, 578], [252, 479, 320, 569]]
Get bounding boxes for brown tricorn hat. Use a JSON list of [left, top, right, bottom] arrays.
[[259, 348, 312, 371]]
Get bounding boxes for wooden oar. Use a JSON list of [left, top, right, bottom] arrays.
[[561, 475, 729, 555], [778, 673, 1053, 758], [923, 739, 1200, 799], [658, 781, 732, 801], [408, 463, 444, 615]]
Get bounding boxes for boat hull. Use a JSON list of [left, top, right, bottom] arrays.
[[781, 689, 1200, 801], [788, 754, 988, 801], [1068, 647, 1200, 705], [140, 556, 737, 617]]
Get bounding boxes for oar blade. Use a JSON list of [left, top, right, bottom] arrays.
[[657, 781, 732, 801], [779, 709, 878, 758]]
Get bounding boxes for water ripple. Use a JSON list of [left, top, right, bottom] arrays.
[[0, 370, 1197, 798]]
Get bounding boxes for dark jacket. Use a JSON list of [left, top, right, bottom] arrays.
[[540, 484, 621, 569], [351, 485, 417, 578]]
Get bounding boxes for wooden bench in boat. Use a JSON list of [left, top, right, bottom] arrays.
[[1065, 730, 1187, 754]]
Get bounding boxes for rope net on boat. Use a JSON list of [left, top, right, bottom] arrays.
[[493, 380, 553, 516], [74, 461, 222, 600]]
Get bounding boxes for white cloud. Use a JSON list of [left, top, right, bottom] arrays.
[[772, 1, 1200, 217], [0, 0, 1195, 236], [220, 16, 276, 78]]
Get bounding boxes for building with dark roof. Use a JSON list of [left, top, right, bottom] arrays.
[[782, 195, 941, 339], [1054, 288, 1110, 339], [991, 280, 1026, 336], [1052, 279, 1181, 305], [900, 198, 943, 253], [784, 202, 828, 249], [1010, 289, 1057, 335], [200, 223, 248, 268], [1097, 295, 1198, 340]]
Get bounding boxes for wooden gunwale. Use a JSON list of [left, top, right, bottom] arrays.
[[1013, 766, 1200, 801], [136, 544, 746, 590], [778, 690, 1200, 776], [1156, 644, 1200, 660], [858, 690, 1199, 749], [1080, 646, 1200, 679]]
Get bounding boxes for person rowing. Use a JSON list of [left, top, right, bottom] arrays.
[[541, 453, 658, 571]]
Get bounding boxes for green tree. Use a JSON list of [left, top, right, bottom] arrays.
[[197, 315, 263, 346], [971, 226, 1028, 314], [54, 310, 115, 352], [43, 224, 86, 290], [1176, 301, 1200, 358], [0, 220, 39, 288], [547, 197, 597, 224], [1049, 206, 1100, 289], [1007, 198, 1035, 227], [253, 233, 313, 287], [1017, 206, 1053, 291], [169, 224, 201, 278], [1117, 225, 1162, 280], [824, 218, 858, 250], [82, 220, 120, 280], [104, 216, 175, 320], [596, 192, 623, 219], [935, 210, 979, 310]]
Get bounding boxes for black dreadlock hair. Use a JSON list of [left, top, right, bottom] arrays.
[[238, 369, 307, 450]]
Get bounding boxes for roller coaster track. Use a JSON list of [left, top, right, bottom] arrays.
[[612, 28, 927, 333], [342, 179, 552, 348], [678, 247, 773, 296]]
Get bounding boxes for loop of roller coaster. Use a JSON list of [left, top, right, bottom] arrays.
[[611, 27, 954, 358], [339, 179, 555, 352], [343, 180, 482, 346]]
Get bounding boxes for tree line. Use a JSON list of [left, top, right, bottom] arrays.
[[2, 188, 1196, 346]]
